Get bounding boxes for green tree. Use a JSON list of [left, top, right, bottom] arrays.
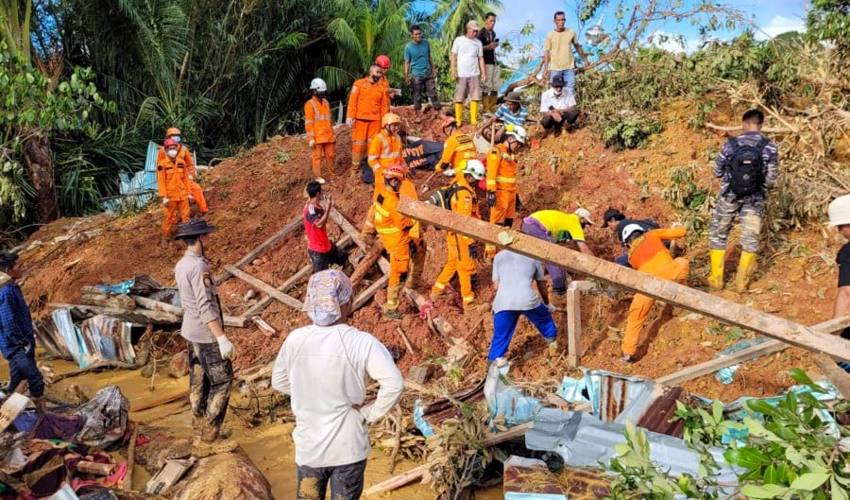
[[806, 0, 850, 57], [431, 0, 503, 44]]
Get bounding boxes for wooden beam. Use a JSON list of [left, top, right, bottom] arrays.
[[657, 316, 850, 386], [224, 265, 304, 311], [397, 199, 850, 362], [133, 296, 182, 315], [214, 215, 303, 284], [363, 421, 532, 496], [352, 274, 390, 311], [242, 264, 312, 318], [329, 208, 391, 275], [566, 287, 581, 368], [811, 353, 850, 398]]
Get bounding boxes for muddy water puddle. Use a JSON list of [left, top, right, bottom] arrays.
[[34, 359, 502, 499]]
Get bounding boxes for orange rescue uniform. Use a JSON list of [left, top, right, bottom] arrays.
[[438, 130, 478, 181], [432, 177, 479, 305], [156, 149, 191, 237], [485, 143, 519, 257], [374, 187, 425, 312], [368, 130, 403, 194], [347, 77, 390, 165], [304, 96, 336, 179], [622, 226, 690, 356], [158, 146, 208, 215]]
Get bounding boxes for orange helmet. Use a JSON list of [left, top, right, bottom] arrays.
[[375, 55, 390, 69], [165, 127, 181, 137], [382, 113, 401, 127], [441, 115, 457, 130], [383, 164, 407, 180]]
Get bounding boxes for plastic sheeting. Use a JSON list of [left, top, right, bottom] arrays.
[[499, 58, 543, 97], [713, 337, 772, 384], [73, 386, 130, 449]]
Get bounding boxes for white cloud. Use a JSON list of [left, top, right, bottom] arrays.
[[756, 15, 806, 40]]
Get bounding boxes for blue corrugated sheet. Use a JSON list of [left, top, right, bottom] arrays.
[[102, 141, 160, 213]]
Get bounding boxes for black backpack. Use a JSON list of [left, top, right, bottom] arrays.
[[428, 183, 471, 210], [728, 136, 769, 197]]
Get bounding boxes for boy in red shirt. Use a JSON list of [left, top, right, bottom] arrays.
[[304, 181, 349, 273]]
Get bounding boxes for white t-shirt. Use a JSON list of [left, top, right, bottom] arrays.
[[491, 250, 545, 313], [272, 323, 403, 467], [540, 87, 576, 112], [451, 36, 483, 78]]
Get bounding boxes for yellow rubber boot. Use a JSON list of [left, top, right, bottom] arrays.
[[454, 103, 463, 126], [707, 249, 725, 290], [735, 251, 757, 293], [384, 284, 404, 320], [470, 100, 479, 125]]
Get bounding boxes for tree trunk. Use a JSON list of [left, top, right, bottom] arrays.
[[22, 131, 58, 223]]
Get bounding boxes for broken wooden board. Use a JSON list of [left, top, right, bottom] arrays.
[[81, 286, 136, 310], [657, 316, 850, 386], [133, 295, 182, 315], [329, 208, 391, 275], [0, 393, 30, 432], [352, 274, 390, 311], [398, 198, 850, 361], [504, 456, 566, 500], [214, 215, 303, 285], [225, 265, 304, 311], [812, 352, 850, 398]]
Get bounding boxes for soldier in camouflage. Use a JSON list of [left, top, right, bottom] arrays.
[[708, 109, 779, 292]]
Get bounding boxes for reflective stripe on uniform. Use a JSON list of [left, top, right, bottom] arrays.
[[495, 176, 516, 183], [308, 101, 331, 121], [377, 227, 400, 234]]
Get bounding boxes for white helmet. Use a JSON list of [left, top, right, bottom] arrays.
[[505, 124, 527, 145], [828, 194, 850, 227], [310, 78, 327, 92], [462, 159, 486, 180], [619, 223, 645, 243]]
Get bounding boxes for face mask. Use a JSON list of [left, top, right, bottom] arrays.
[[172, 136, 181, 144], [316, 92, 326, 99], [166, 149, 178, 158], [370, 75, 380, 83]]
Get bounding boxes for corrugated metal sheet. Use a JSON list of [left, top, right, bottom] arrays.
[[636, 386, 687, 437], [560, 466, 611, 500], [34, 310, 135, 368]]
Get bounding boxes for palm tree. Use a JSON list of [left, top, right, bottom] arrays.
[[432, 0, 503, 44]]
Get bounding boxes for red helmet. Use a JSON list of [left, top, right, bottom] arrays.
[[441, 115, 457, 130], [164, 138, 178, 148], [375, 55, 390, 69], [383, 164, 406, 180]]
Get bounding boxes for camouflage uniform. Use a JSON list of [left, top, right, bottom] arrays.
[[708, 131, 779, 253]]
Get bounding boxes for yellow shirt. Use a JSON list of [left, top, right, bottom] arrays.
[[544, 29, 578, 71], [529, 210, 585, 242]]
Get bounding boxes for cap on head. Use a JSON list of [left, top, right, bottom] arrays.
[[462, 159, 486, 180], [574, 207, 595, 225], [173, 219, 216, 240], [505, 92, 522, 103], [382, 113, 401, 127], [166, 127, 181, 137], [466, 20, 480, 31], [441, 115, 457, 130], [310, 78, 327, 92], [828, 195, 850, 227], [551, 74, 566, 87], [375, 55, 391, 69], [164, 138, 178, 148], [601, 208, 625, 228], [619, 223, 644, 243], [303, 269, 353, 326]]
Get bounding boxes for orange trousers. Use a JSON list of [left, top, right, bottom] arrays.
[[311, 142, 336, 179], [188, 180, 208, 213], [486, 189, 517, 257], [162, 198, 190, 237], [351, 119, 381, 165], [622, 257, 690, 356], [432, 233, 477, 305]]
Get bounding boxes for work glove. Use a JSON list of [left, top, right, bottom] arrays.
[[308, 140, 315, 148], [443, 168, 455, 177], [162, 197, 169, 206], [216, 335, 236, 360], [487, 191, 496, 207], [671, 221, 683, 228], [346, 118, 355, 128], [188, 194, 194, 201]]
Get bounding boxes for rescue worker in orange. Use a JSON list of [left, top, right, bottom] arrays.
[[431, 160, 487, 313], [361, 113, 404, 244], [157, 138, 191, 247], [347, 65, 390, 168], [374, 165, 427, 320], [618, 222, 690, 364], [375, 55, 401, 100], [304, 78, 335, 183], [485, 124, 526, 259], [436, 115, 477, 182], [162, 127, 208, 215]]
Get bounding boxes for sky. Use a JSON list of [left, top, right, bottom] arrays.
[[414, 0, 810, 65]]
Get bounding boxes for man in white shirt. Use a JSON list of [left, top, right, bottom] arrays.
[[490, 250, 559, 361], [450, 20, 486, 126], [272, 270, 403, 500], [539, 74, 579, 138]]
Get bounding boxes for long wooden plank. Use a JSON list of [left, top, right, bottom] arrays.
[[242, 264, 312, 318], [364, 421, 533, 496], [329, 208, 391, 275], [214, 215, 303, 284], [657, 316, 850, 386], [353, 275, 390, 311], [225, 265, 304, 311], [812, 353, 850, 398], [133, 296, 182, 315], [398, 199, 850, 362]]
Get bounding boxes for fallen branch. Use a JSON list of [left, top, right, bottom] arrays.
[[396, 327, 415, 355], [704, 122, 791, 134]]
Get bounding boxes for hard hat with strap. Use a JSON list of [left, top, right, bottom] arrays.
[[462, 159, 486, 180], [166, 127, 181, 138], [376, 55, 391, 69], [382, 113, 401, 127], [383, 164, 406, 180], [310, 78, 327, 92]]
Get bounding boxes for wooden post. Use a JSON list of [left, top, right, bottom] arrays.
[[396, 199, 850, 362], [566, 288, 581, 368], [242, 264, 312, 319], [214, 215, 303, 284], [329, 208, 391, 275]]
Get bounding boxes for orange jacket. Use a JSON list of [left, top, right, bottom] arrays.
[[439, 130, 477, 173], [399, 178, 422, 242], [304, 97, 335, 144], [374, 187, 413, 250], [368, 130, 403, 174], [347, 77, 389, 122], [449, 176, 479, 243], [157, 146, 195, 179], [627, 227, 687, 271], [156, 149, 191, 200], [486, 143, 518, 193]]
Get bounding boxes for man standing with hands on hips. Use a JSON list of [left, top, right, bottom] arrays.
[[173, 219, 237, 455]]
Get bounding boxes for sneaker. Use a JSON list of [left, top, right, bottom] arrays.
[[384, 309, 404, 320], [621, 354, 636, 365]]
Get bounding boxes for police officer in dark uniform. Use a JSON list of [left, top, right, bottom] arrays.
[[173, 219, 236, 453]]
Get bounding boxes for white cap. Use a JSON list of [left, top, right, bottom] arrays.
[[574, 207, 595, 225], [828, 195, 850, 227]]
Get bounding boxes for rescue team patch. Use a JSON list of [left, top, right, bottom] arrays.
[[456, 134, 472, 144]]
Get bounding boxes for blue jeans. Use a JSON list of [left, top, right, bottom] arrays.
[[297, 459, 367, 500], [8, 344, 44, 397], [550, 69, 576, 90], [489, 303, 557, 361]]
